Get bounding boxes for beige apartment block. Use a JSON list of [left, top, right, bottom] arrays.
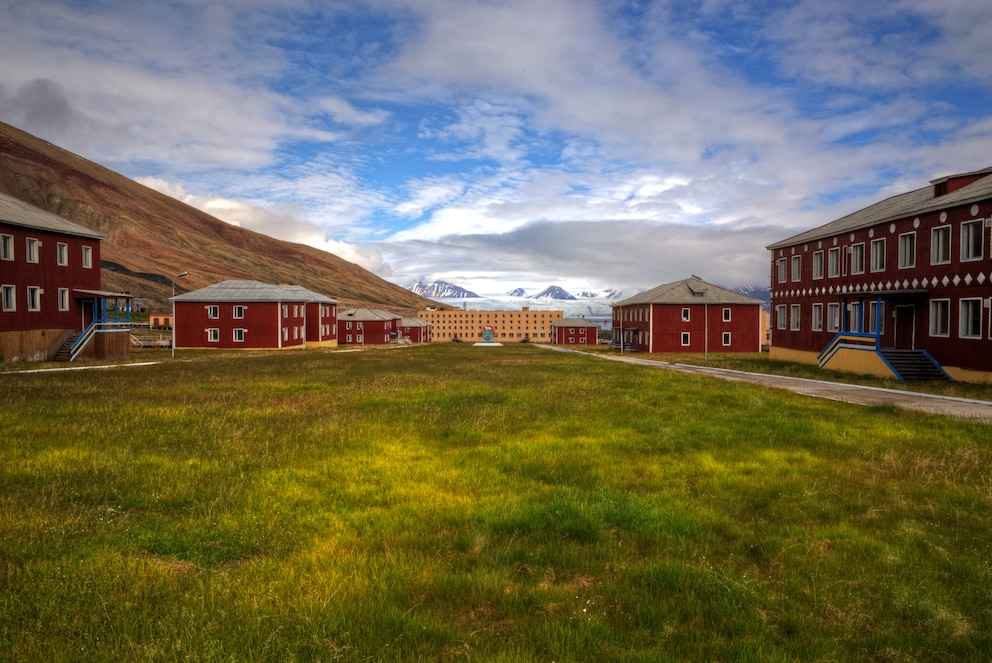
[[417, 307, 563, 342]]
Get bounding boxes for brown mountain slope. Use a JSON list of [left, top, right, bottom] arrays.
[[0, 121, 441, 315]]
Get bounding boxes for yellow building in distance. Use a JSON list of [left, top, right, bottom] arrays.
[[417, 307, 563, 342]]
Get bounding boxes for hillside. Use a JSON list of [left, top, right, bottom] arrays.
[[0, 121, 440, 315]]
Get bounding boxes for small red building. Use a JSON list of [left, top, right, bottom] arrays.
[[0, 192, 131, 362], [172, 280, 338, 350], [550, 318, 599, 346], [338, 308, 401, 345], [399, 317, 432, 343], [612, 276, 763, 353]]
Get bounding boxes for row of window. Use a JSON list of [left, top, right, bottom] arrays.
[[618, 308, 735, 323], [1, 234, 94, 268], [203, 326, 308, 342], [777, 221, 986, 283], [203, 304, 330, 319], [775, 298, 987, 339], [2, 285, 70, 312]]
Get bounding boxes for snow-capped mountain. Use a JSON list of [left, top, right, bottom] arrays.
[[530, 285, 576, 300], [735, 284, 771, 307], [407, 280, 480, 299], [506, 287, 527, 297]]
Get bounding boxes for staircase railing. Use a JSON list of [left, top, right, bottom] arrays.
[[817, 331, 879, 368], [69, 320, 132, 361]]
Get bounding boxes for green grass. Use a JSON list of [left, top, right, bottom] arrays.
[[2, 344, 992, 661]]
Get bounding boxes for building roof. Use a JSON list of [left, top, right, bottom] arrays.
[[339, 308, 400, 321], [614, 276, 763, 306], [0, 191, 106, 240], [551, 317, 599, 327], [767, 166, 992, 250], [400, 317, 430, 327], [171, 279, 334, 303]]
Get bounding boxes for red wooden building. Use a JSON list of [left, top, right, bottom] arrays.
[[0, 192, 131, 362], [399, 317, 432, 344], [337, 308, 401, 345], [767, 166, 992, 382], [550, 318, 599, 346], [612, 276, 763, 353], [172, 280, 338, 350]]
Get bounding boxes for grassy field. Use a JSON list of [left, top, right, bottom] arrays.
[[2, 344, 991, 661]]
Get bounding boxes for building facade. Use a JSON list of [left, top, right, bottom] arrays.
[[0, 192, 131, 362], [172, 280, 337, 350], [338, 308, 401, 345], [767, 167, 992, 382], [399, 317, 432, 343], [612, 276, 763, 353], [550, 318, 599, 346], [416, 307, 563, 342]]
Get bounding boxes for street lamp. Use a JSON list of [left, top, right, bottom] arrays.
[[172, 271, 189, 358]]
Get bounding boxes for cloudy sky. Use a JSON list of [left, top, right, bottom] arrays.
[[2, 1, 991, 295]]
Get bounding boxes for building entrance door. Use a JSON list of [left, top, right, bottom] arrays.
[[894, 305, 915, 350]]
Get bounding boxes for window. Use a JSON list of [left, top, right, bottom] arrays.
[[776, 258, 787, 283], [960, 299, 982, 338], [346, 334, 353, 343], [961, 220, 984, 261], [898, 232, 916, 268], [0, 234, 12, 260], [828, 247, 840, 277], [681, 308, 690, 322], [1, 285, 14, 311], [870, 238, 885, 272], [812, 251, 824, 279], [930, 299, 950, 337], [827, 303, 840, 332], [791, 255, 801, 282], [27, 286, 41, 311], [58, 288, 69, 311], [207, 305, 219, 319], [811, 303, 823, 331], [207, 328, 220, 342], [850, 243, 865, 275], [234, 328, 246, 342], [233, 305, 246, 319], [57, 242, 68, 266], [931, 226, 951, 264], [722, 308, 731, 322], [722, 332, 731, 346], [282, 305, 289, 317], [346, 321, 352, 330], [82, 245, 92, 269], [867, 301, 884, 334], [283, 328, 289, 341], [681, 332, 690, 346], [26, 238, 39, 263], [790, 304, 800, 331], [775, 305, 787, 330]]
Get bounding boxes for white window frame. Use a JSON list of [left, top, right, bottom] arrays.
[[57, 242, 68, 266], [58, 288, 69, 311], [680, 332, 690, 346], [207, 305, 219, 319], [960, 298, 982, 339], [850, 242, 865, 275], [776, 258, 787, 283], [812, 250, 824, 280], [722, 332, 731, 346], [0, 234, 13, 261], [790, 304, 801, 331], [722, 308, 731, 322], [26, 238, 40, 264], [929, 299, 950, 337], [811, 303, 823, 332], [207, 328, 220, 343], [681, 308, 690, 322], [2, 284, 15, 311], [827, 303, 840, 332], [82, 245, 93, 269], [775, 305, 787, 330], [867, 301, 884, 334], [828, 247, 840, 278], [233, 305, 246, 319], [898, 232, 916, 269], [234, 328, 247, 343], [961, 220, 984, 262], [870, 238, 886, 272], [27, 286, 42, 311], [931, 226, 951, 265], [791, 255, 801, 282]]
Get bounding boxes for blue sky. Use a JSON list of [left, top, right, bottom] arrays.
[[2, 0, 991, 295]]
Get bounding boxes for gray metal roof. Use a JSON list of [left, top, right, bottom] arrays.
[[0, 191, 106, 239], [339, 308, 400, 321], [614, 276, 763, 306], [399, 317, 430, 327], [551, 317, 599, 327], [171, 280, 335, 303], [767, 167, 992, 250]]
